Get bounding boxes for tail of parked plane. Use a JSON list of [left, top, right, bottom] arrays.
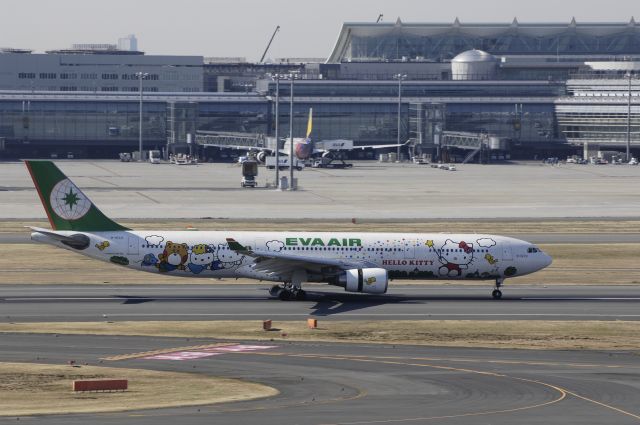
[[25, 161, 128, 231], [306, 108, 313, 138]]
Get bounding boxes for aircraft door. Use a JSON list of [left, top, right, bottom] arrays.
[[128, 235, 139, 255], [403, 240, 416, 259]]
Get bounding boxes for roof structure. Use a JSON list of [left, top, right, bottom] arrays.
[[327, 18, 640, 63]]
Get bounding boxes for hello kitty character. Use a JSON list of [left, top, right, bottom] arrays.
[[437, 239, 474, 277]]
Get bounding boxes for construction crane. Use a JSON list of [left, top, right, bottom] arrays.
[[260, 25, 280, 63]]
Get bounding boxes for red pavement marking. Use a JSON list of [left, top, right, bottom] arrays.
[[143, 344, 277, 361]]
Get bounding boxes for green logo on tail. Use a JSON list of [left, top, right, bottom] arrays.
[[25, 161, 129, 232]]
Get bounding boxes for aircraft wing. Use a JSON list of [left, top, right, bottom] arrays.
[[352, 140, 412, 150], [226, 238, 375, 275]]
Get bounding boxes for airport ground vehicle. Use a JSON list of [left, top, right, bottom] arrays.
[[149, 150, 161, 164], [265, 156, 304, 171], [241, 159, 258, 188], [25, 161, 552, 300]]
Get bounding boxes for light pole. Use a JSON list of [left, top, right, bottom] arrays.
[[135, 71, 149, 161], [394, 73, 407, 161], [288, 72, 297, 190], [268, 73, 281, 188], [626, 72, 633, 162]]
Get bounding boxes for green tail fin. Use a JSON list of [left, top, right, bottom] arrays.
[[25, 161, 129, 231]]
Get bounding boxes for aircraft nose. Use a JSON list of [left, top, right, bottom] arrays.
[[542, 253, 553, 269]]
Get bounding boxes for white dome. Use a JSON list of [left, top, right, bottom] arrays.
[[451, 49, 497, 63]]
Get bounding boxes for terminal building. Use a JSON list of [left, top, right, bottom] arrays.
[[0, 19, 638, 160]]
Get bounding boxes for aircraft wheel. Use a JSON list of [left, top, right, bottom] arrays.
[[492, 289, 502, 299], [269, 285, 282, 297], [278, 289, 292, 301]]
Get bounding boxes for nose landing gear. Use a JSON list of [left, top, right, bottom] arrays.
[[492, 278, 504, 299]]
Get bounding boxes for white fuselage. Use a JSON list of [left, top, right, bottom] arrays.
[[32, 230, 552, 284]]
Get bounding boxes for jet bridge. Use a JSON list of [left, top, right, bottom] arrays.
[[440, 131, 507, 164], [195, 131, 275, 150]]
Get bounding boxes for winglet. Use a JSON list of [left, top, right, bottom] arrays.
[[226, 238, 252, 253]]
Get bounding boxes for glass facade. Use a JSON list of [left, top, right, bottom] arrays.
[[266, 81, 565, 98], [0, 100, 166, 146], [0, 92, 560, 159], [268, 102, 404, 144], [330, 22, 640, 62], [446, 103, 557, 143], [556, 105, 640, 145]]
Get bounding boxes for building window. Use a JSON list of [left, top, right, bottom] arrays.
[[101, 73, 119, 80], [81, 73, 97, 79], [39, 73, 57, 79], [100, 86, 119, 92], [18, 73, 36, 79], [60, 73, 77, 79]]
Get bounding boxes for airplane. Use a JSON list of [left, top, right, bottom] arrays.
[[25, 160, 552, 300], [202, 108, 411, 163]]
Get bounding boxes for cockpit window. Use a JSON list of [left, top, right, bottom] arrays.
[[527, 247, 540, 253]]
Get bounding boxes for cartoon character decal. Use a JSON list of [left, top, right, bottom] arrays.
[[476, 238, 497, 266], [484, 253, 497, 265], [187, 244, 215, 274], [157, 241, 189, 272], [142, 253, 158, 267], [145, 235, 164, 247], [95, 241, 110, 251], [437, 239, 475, 277], [139, 237, 248, 274], [216, 243, 245, 269], [266, 240, 285, 252]]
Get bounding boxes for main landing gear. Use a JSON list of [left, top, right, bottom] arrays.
[[492, 278, 504, 299], [269, 284, 307, 301]]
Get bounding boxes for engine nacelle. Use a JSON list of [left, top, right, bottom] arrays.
[[256, 151, 267, 164], [342, 268, 388, 294]]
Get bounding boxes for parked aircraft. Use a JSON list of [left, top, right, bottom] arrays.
[[26, 161, 552, 300], [205, 108, 410, 163]]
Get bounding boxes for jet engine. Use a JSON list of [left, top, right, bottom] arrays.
[[340, 268, 388, 294], [256, 151, 267, 164]]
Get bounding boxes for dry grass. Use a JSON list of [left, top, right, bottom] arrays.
[[1, 320, 639, 351], [1, 243, 640, 285], [0, 361, 277, 416]]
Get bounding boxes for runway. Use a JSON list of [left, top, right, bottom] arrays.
[[1, 333, 639, 424], [2, 284, 640, 322]]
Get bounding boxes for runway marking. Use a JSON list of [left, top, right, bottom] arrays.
[[251, 352, 640, 424], [563, 390, 640, 421], [5, 296, 640, 302], [522, 297, 640, 301], [142, 344, 277, 361], [310, 354, 631, 370], [251, 352, 568, 423], [9, 312, 639, 318], [101, 342, 238, 361]]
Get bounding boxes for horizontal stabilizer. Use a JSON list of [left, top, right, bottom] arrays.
[[29, 227, 91, 250]]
